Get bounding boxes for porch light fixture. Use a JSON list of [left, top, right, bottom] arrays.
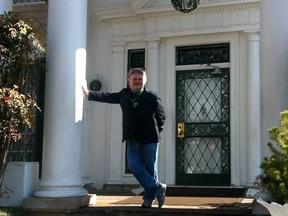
[[171, 0, 200, 13], [207, 64, 222, 75], [90, 79, 102, 91]]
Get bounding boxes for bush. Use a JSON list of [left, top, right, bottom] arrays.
[[255, 110, 288, 204], [0, 11, 45, 90], [0, 86, 40, 179], [0, 11, 44, 188], [0, 207, 24, 216]]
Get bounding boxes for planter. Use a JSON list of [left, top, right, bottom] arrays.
[[0, 162, 39, 207], [252, 199, 288, 216]]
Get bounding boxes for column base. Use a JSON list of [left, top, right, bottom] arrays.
[[22, 195, 92, 210], [33, 179, 89, 198]]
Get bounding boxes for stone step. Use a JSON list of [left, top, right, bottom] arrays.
[[166, 186, 247, 197], [23, 186, 257, 216], [98, 184, 247, 197], [23, 187, 255, 216], [24, 205, 254, 216]]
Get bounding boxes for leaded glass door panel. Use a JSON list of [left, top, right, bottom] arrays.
[[176, 68, 230, 186]]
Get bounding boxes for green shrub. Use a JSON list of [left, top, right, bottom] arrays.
[[0, 207, 24, 216], [255, 110, 288, 204]]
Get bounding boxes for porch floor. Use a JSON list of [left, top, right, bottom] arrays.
[[23, 186, 266, 216], [83, 194, 254, 215]]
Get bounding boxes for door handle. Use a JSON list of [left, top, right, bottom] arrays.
[[177, 123, 185, 138]]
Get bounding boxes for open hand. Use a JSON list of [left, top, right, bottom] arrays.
[[81, 81, 89, 96]]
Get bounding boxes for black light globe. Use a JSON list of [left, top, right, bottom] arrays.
[[90, 79, 102, 91], [171, 0, 200, 13]]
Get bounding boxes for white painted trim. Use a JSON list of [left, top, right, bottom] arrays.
[[95, 0, 260, 27], [164, 32, 240, 186]]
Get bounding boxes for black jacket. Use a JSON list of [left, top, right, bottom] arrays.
[[88, 88, 166, 144]]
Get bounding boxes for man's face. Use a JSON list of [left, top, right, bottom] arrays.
[[128, 73, 146, 94]]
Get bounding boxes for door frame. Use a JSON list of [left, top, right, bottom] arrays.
[[162, 33, 240, 186]]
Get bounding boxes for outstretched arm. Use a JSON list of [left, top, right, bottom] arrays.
[[82, 81, 122, 104]]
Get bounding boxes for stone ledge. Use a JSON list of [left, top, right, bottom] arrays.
[[22, 195, 91, 210]]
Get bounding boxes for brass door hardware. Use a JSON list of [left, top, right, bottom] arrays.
[[177, 123, 185, 138]]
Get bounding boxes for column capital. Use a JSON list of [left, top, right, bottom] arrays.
[[244, 30, 260, 40], [244, 29, 259, 34], [111, 41, 126, 53], [145, 36, 160, 42], [111, 40, 126, 47]]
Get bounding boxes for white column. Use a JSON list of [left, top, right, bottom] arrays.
[[106, 42, 125, 184], [0, 0, 13, 14], [34, 0, 88, 198], [260, 0, 288, 156], [245, 31, 261, 185], [146, 39, 160, 93]]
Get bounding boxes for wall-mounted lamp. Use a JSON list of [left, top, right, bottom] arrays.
[[206, 64, 222, 75], [171, 0, 200, 13], [90, 79, 102, 91]]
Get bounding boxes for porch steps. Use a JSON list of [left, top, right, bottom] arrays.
[[99, 184, 248, 197], [23, 199, 254, 216], [24, 186, 259, 216], [166, 186, 247, 197]]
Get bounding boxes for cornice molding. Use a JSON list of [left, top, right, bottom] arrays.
[[96, 6, 138, 22], [96, 1, 259, 25]]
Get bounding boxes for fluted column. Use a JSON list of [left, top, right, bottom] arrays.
[[0, 0, 12, 14], [146, 39, 160, 93], [245, 31, 261, 185], [34, 0, 88, 198]]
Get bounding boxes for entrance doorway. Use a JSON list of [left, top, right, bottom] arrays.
[[175, 44, 231, 186]]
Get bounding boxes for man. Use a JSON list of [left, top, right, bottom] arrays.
[[82, 68, 166, 208]]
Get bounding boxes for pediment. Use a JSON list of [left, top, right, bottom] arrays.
[[130, 0, 172, 11], [96, 0, 174, 22]]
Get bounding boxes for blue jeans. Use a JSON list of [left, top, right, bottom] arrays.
[[127, 140, 161, 201]]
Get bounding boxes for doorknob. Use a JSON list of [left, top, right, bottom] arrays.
[[177, 123, 185, 138]]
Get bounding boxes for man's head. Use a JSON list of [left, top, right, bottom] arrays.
[[127, 68, 147, 94]]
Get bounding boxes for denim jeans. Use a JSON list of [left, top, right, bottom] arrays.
[[127, 140, 161, 201]]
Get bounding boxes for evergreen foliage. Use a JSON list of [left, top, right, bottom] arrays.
[[255, 110, 288, 204]]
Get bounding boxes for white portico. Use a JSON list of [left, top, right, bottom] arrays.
[[2, 0, 288, 210], [90, 0, 263, 187]]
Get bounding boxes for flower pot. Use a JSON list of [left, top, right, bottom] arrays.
[[252, 199, 288, 216], [0, 162, 39, 207]]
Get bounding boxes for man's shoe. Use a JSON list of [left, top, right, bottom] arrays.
[[155, 184, 166, 208], [141, 199, 154, 208]]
